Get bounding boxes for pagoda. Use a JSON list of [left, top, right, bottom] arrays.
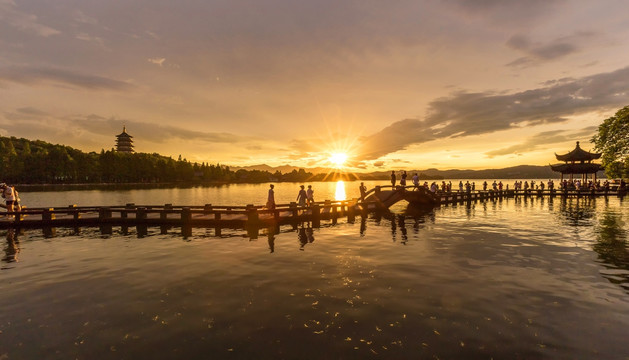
[[115, 126, 134, 153], [550, 141, 603, 183]]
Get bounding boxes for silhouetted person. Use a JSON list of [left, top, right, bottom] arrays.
[[267, 184, 275, 209], [359, 182, 367, 201], [400, 171, 407, 186], [391, 171, 396, 187], [296, 185, 307, 206], [306, 185, 314, 206]]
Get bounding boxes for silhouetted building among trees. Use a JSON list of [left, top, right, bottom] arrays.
[[116, 126, 134, 153], [551, 141, 603, 182]]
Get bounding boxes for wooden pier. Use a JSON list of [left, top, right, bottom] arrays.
[[0, 185, 625, 235]]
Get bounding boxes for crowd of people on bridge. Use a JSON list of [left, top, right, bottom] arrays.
[[262, 175, 627, 210]]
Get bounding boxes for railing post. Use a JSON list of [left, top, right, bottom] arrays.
[[246, 205, 259, 239], [42, 208, 55, 222], [312, 204, 321, 228], [246, 204, 259, 225], [214, 211, 222, 236], [347, 202, 356, 223], [288, 202, 299, 222], [42, 208, 56, 237], [137, 207, 147, 237], [181, 207, 192, 237], [99, 207, 112, 235]]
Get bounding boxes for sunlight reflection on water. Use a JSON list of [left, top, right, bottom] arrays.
[[334, 180, 347, 201]]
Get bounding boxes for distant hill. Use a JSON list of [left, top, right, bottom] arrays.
[[233, 164, 605, 180]]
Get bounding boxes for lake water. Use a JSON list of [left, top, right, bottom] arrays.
[[2, 180, 629, 359]]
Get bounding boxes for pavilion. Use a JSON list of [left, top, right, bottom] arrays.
[[550, 141, 603, 183], [115, 126, 134, 153]]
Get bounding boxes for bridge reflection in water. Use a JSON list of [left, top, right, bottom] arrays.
[[3, 198, 628, 295]]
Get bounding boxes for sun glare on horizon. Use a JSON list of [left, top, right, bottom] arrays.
[[328, 152, 348, 168]]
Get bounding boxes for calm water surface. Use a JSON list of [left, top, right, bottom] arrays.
[[2, 181, 629, 359]]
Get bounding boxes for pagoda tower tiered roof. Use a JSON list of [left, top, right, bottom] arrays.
[[115, 126, 134, 153]]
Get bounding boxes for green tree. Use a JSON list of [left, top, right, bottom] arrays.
[[592, 105, 629, 179]]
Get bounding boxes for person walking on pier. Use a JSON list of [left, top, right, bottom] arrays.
[[390, 171, 397, 187], [483, 181, 487, 191], [266, 184, 276, 210], [297, 185, 307, 206], [306, 185, 315, 206], [400, 171, 407, 187]]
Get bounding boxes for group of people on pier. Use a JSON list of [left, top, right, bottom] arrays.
[[558, 179, 624, 192], [266, 183, 317, 210], [390, 170, 421, 188]]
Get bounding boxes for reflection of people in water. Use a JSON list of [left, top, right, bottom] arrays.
[[298, 225, 308, 250], [360, 217, 367, 236], [306, 226, 314, 244], [267, 227, 276, 253], [2, 229, 20, 263], [397, 215, 408, 244]]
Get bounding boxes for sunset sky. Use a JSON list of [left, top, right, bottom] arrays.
[[1, 0, 628, 171]]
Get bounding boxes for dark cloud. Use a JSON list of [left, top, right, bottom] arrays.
[[444, 0, 563, 26], [0, 66, 133, 90], [356, 119, 436, 160], [356, 66, 629, 160], [67, 116, 243, 144], [484, 126, 598, 157], [1, 111, 244, 150], [506, 32, 597, 67]]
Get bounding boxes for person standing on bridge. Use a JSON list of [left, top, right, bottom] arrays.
[[266, 184, 276, 210], [390, 171, 396, 187], [297, 185, 307, 206], [400, 171, 407, 187], [412, 173, 419, 189], [359, 182, 367, 201], [306, 185, 315, 206]]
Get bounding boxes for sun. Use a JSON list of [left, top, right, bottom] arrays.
[[328, 152, 348, 168]]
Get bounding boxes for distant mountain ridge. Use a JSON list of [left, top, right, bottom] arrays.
[[232, 164, 605, 179]]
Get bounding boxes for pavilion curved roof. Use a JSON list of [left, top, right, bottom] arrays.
[[550, 162, 603, 174], [555, 141, 600, 162]]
